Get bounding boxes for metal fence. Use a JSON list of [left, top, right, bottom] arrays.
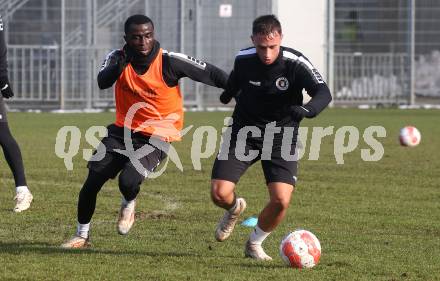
[[3, 0, 440, 109], [8, 45, 59, 102], [333, 0, 440, 105], [334, 52, 408, 104], [2, 0, 273, 110]]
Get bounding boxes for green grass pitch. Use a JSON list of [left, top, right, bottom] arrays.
[[0, 109, 439, 280]]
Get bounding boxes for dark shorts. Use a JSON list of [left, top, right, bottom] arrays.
[[87, 124, 168, 179], [211, 126, 298, 186]]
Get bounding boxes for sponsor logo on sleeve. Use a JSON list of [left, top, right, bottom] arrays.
[[312, 69, 324, 83]]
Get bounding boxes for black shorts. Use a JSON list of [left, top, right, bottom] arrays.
[[87, 124, 168, 179], [211, 127, 298, 186]]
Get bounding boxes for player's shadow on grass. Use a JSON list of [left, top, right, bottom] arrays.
[[0, 241, 199, 258], [234, 262, 286, 269], [0, 241, 294, 269], [0, 241, 284, 264]]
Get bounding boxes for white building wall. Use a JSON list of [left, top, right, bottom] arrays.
[[275, 0, 328, 81]]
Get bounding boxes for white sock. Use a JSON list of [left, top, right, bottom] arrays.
[[16, 186, 30, 194], [249, 225, 271, 245], [76, 222, 90, 239], [228, 198, 239, 213], [122, 198, 135, 210]]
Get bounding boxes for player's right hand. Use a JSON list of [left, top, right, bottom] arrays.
[[122, 44, 135, 63], [113, 49, 129, 71], [100, 49, 129, 73], [0, 79, 14, 99]]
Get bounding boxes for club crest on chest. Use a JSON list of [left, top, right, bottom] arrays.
[[275, 77, 289, 91]]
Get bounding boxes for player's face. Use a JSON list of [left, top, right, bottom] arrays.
[[251, 31, 283, 65], [124, 23, 155, 56]]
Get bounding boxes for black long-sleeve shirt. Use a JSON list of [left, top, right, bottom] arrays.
[[228, 46, 332, 129], [0, 15, 8, 82], [98, 41, 228, 90]]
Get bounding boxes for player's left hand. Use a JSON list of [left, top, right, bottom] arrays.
[[290, 105, 315, 121], [0, 80, 14, 99], [219, 91, 233, 104]]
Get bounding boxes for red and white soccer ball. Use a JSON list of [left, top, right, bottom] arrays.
[[280, 229, 321, 269], [399, 126, 421, 147]]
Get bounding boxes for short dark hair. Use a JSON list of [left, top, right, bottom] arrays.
[[124, 15, 154, 34], [252, 14, 282, 36]]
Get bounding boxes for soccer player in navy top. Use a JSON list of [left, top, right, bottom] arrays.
[[211, 15, 332, 260], [0, 14, 33, 213]]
